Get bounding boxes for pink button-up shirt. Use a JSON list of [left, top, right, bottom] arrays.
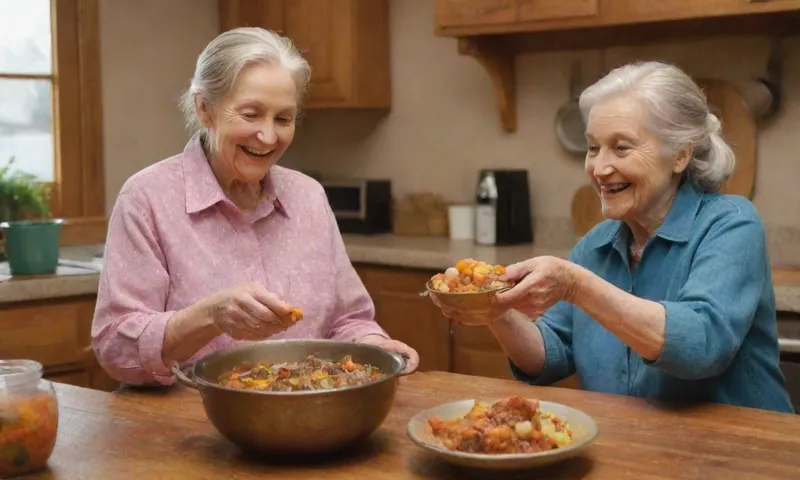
[[92, 136, 388, 386]]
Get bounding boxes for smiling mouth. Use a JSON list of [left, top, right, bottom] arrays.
[[239, 145, 275, 158], [600, 183, 631, 194]]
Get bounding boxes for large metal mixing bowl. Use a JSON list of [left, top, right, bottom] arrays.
[[171, 339, 406, 455]]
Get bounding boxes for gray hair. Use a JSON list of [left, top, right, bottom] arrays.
[[179, 27, 311, 135], [579, 61, 735, 193]]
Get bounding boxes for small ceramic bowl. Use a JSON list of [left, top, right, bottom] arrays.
[[422, 280, 513, 311]]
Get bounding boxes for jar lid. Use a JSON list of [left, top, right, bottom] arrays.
[[0, 359, 44, 388]]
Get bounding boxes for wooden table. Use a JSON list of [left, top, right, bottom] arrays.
[[21, 372, 800, 479]]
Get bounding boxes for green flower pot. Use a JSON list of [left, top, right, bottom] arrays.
[[0, 219, 64, 275]]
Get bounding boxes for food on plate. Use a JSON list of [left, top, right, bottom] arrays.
[[217, 354, 386, 392], [427, 395, 573, 454], [0, 393, 58, 477], [428, 259, 513, 293]]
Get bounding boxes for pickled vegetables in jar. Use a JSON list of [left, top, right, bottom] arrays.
[[0, 360, 59, 478], [428, 259, 513, 293]]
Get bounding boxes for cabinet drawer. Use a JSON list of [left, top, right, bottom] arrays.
[[0, 300, 95, 368]]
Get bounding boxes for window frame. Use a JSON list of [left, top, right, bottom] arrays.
[[0, 0, 105, 245]]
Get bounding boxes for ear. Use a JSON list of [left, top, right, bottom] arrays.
[[194, 96, 214, 129], [673, 144, 692, 174]]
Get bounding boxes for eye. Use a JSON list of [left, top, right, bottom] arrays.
[[615, 144, 630, 152], [587, 145, 600, 154], [277, 117, 293, 125], [242, 112, 259, 120]]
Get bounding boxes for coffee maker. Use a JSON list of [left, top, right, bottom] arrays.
[[474, 169, 533, 246]]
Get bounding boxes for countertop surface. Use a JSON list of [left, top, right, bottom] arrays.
[[23, 372, 800, 479], [0, 235, 798, 313]]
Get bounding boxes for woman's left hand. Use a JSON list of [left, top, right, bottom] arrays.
[[493, 256, 579, 318], [357, 334, 420, 375]]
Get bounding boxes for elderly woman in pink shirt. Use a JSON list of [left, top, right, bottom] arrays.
[[92, 27, 420, 386]]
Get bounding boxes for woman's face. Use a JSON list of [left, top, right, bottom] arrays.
[[584, 94, 690, 228], [198, 62, 298, 185]]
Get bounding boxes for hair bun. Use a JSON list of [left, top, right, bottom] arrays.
[[706, 112, 722, 135]]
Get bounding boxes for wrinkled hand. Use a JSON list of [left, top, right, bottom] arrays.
[[493, 256, 578, 318], [204, 282, 296, 340], [358, 334, 420, 375], [430, 256, 578, 326]]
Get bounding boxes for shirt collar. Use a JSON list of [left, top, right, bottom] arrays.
[[587, 179, 704, 250], [182, 134, 290, 218]]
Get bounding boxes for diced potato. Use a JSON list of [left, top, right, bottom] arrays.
[[514, 421, 533, 438]]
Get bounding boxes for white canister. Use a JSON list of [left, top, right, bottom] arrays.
[[448, 205, 475, 240]]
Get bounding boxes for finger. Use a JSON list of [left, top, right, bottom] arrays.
[[249, 284, 291, 316], [494, 271, 538, 304], [401, 348, 420, 375], [384, 341, 419, 375], [236, 295, 276, 324], [501, 260, 535, 281]]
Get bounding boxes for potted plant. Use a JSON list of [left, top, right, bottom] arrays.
[[0, 157, 63, 275]]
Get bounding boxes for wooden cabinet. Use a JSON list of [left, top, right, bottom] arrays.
[[355, 263, 581, 389], [0, 296, 118, 392], [356, 266, 452, 373], [437, 0, 516, 28], [219, 0, 391, 109], [435, 0, 800, 133], [437, 0, 800, 34], [516, 0, 599, 22]]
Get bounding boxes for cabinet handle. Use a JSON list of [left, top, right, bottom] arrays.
[[779, 337, 800, 353]]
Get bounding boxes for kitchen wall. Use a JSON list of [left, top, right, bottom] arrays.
[[99, 0, 800, 261], [99, 0, 219, 211]]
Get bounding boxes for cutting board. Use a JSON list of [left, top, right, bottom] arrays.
[[570, 78, 757, 236]]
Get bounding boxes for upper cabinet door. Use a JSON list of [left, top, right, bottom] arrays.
[[219, 0, 390, 109], [282, 0, 353, 105], [606, 0, 800, 23], [437, 0, 517, 28], [516, 0, 599, 21]]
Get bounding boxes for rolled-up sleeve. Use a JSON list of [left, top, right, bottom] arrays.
[[509, 243, 584, 385], [645, 213, 768, 380], [91, 189, 176, 386], [510, 300, 576, 385], [321, 195, 388, 342]]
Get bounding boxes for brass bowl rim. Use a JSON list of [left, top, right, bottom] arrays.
[[424, 280, 513, 296], [185, 339, 405, 397]]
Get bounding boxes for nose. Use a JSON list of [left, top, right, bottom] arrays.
[[587, 149, 615, 178], [256, 123, 278, 145]]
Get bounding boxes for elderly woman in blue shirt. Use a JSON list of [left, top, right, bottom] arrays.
[[435, 61, 793, 413]]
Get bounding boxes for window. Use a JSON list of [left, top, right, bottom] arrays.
[[0, 0, 105, 245]]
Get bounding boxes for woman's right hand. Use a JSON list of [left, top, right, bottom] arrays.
[[204, 282, 296, 340]]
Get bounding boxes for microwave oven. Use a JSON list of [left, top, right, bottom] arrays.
[[320, 178, 392, 234]]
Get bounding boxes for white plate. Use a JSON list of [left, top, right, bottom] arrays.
[[407, 398, 598, 471]]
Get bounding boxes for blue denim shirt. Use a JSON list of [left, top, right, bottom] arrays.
[[512, 181, 794, 413]]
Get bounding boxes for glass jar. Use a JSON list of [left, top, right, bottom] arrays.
[[0, 360, 58, 478]]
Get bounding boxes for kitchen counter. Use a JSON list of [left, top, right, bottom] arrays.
[[0, 236, 799, 313], [341, 234, 573, 270], [23, 373, 800, 479], [0, 244, 102, 303]]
